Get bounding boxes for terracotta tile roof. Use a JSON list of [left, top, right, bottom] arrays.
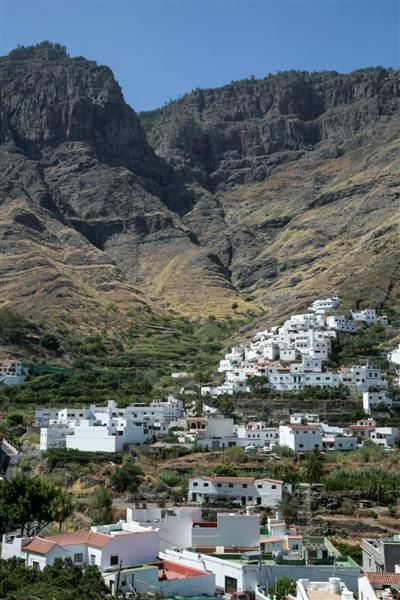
[[364, 572, 400, 585], [46, 531, 112, 548], [260, 537, 282, 544], [23, 538, 57, 555]]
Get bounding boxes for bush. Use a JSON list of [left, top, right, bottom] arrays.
[[110, 458, 143, 494]]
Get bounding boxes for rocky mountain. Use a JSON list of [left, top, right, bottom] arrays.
[[1, 43, 399, 331]]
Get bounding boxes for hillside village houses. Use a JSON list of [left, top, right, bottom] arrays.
[[0, 358, 29, 385], [188, 475, 286, 508], [37, 397, 184, 452], [37, 398, 398, 454], [202, 297, 390, 398], [2, 503, 366, 596]]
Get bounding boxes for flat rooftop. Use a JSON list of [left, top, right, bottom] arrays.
[[306, 591, 341, 600]]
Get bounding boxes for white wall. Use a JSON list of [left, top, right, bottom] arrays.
[[358, 575, 377, 600], [192, 514, 260, 549]]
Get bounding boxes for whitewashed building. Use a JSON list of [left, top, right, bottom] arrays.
[[296, 577, 354, 600], [237, 422, 279, 449], [279, 423, 323, 452], [188, 476, 284, 507], [363, 391, 393, 414], [0, 359, 29, 385], [309, 295, 342, 313], [1, 521, 215, 597], [327, 315, 358, 333], [369, 427, 400, 449], [340, 366, 387, 393], [388, 345, 400, 366], [351, 309, 388, 325]]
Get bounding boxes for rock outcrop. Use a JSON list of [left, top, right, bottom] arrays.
[[1, 44, 399, 329]]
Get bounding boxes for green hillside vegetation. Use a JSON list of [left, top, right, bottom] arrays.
[[0, 312, 245, 410]]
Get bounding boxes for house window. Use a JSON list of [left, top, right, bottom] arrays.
[[299, 444, 304, 448], [193, 482, 198, 487], [242, 484, 247, 489], [32, 561, 40, 569], [110, 555, 119, 566], [271, 485, 277, 489], [217, 483, 222, 488], [228, 484, 233, 488], [203, 483, 209, 487], [90, 554, 96, 565], [257, 484, 262, 489], [74, 553, 83, 563]]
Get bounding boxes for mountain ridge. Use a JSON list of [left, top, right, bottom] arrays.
[[1, 44, 399, 333]]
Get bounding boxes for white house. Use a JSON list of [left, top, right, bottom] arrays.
[[363, 391, 393, 414], [0, 359, 29, 385], [2, 523, 159, 571], [279, 423, 323, 452], [340, 366, 387, 394], [310, 295, 342, 314], [388, 345, 400, 366], [126, 506, 202, 552], [37, 400, 171, 452], [369, 427, 400, 449], [40, 424, 74, 449], [322, 435, 357, 452], [237, 422, 279, 449], [327, 315, 358, 333], [191, 512, 260, 550], [188, 476, 284, 508], [1, 520, 215, 597], [351, 309, 388, 326], [296, 577, 354, 600]]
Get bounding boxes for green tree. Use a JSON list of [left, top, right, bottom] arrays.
[[91, 485, 113, 525], [269, 576, 296, 598], [300, 450, 324, 483], [110, 458, 144, 494], [217, 395, 235, 416], [40, 332, 60, 352], [0, 475, 73, 536], [276, 496, 301, 521], [0, 557, 110, 599], [213, 463, 236, 476]]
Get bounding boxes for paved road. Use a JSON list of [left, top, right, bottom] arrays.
[[0, 439, 19, 480]]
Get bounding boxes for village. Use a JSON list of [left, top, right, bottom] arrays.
[[1, 296, 400, 599]]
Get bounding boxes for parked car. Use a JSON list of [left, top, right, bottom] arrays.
[[245, 444, 257, 453]]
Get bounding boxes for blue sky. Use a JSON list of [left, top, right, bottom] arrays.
[[1, 0, 399, 111]]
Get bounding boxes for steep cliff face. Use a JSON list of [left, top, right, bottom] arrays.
[[144, 68, 400, 318], [0, 46, 399, 329], [147, 69, 400, 193], [0, 46, 247, 329]]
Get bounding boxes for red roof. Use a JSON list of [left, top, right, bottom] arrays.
[[364, 572, 400, 585], [23, 538, 57, 555], [260, 537, 282, 544], [151, 560, 209, 580], [23, 531, 113, 554]]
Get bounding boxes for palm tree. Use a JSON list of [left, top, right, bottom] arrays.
[[217, 395, 235, 416], [50, 492, 74, 532], [300, 450, 324, 484]]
